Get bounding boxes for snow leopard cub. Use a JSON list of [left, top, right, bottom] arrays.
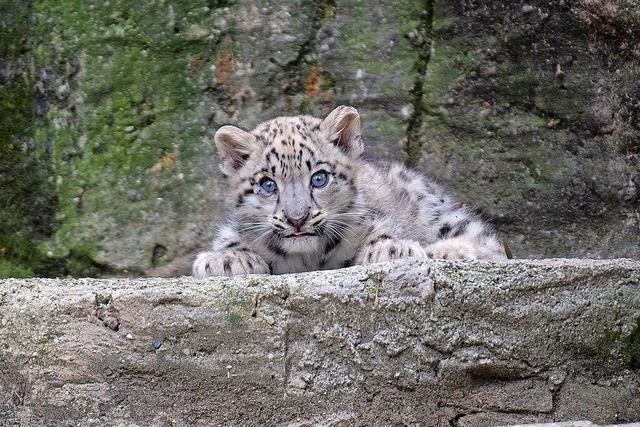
[[193, 105, 506, 278]]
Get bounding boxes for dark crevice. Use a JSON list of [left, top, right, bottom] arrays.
[[250, 293, 260, 318], [449, 412, 466, 427], [279, 3, 326, 73], [404, 0, 434, 168], [550, 378, 563, 414], [151, 244, 168, 267], [262, 0, 333, 109]]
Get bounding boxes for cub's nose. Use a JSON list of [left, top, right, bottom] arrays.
[[286, 214, 308, 230]]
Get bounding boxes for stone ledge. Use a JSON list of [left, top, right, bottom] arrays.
[[1, 258, 639, 426], [501, 424, 640, 427]]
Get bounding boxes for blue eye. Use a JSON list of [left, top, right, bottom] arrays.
[[311, 170, 329, 188], [259, 178, 277, 195]]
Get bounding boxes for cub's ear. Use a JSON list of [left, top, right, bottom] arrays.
[[320, 105, 364, 158], [214, 125, 259, 175]]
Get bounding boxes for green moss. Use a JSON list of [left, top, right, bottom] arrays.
[[623, 318, 640, 370], [596, 329, 621, 357], [0, 3, 63, 278], [338, 0, 422, 89], [0, 260, 35, 278], [226, 312, 245, 327], [95, 293, 112, 306], [417, 1, 588, 201], [518, 148, 554, 185], [422, 42, 476, 111], [0, 2, 31, 55], [14, 0, 234, 275], [220, 286, 255, 327], [588, 319, 640, 370]]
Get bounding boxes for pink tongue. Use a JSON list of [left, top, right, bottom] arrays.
[[293, 231, 307, 237]]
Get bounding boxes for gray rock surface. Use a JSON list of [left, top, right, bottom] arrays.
[[501, 424, 640, 427], [1, 258, 639, 426]]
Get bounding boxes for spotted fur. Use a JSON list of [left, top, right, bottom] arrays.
[[193, 106, 506, 278]]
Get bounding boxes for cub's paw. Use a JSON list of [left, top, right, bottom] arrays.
[[193, 249, 270, 278], [425, 238, 503, 260], [357, 238, 427, 265]]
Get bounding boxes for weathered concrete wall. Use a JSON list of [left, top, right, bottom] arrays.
[[1, 259, 639, 426], [504, 424, 640, 427], [505, 424, 640, 427]]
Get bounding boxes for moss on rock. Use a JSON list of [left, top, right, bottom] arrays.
[[623, 318, 640, 370], [23, 0, 233, 275], [0, 2, 61, 277], [417, 1, 640, 259]]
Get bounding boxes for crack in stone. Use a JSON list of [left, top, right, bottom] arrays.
[[404, 0, 434, 167], [267, 1, 332, 100]]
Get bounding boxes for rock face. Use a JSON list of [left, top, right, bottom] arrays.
[[1, 259, 639, 426], [419, 1, 640, 260], [0, 1, 639, 276]]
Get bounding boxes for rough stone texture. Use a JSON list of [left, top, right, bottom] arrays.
[[419, 1, 640, 260], [1, 258, 639, 426], [1, 1, 638, 278], [501, 424, 640, 427]]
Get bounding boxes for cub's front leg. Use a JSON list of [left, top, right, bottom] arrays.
[[425, 238, 501, 260], [356, 235, 427, 265], [427, 213, 507, 261], [193, 248, 270, 278]]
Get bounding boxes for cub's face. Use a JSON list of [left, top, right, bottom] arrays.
[[215, 106, 364, 255]]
